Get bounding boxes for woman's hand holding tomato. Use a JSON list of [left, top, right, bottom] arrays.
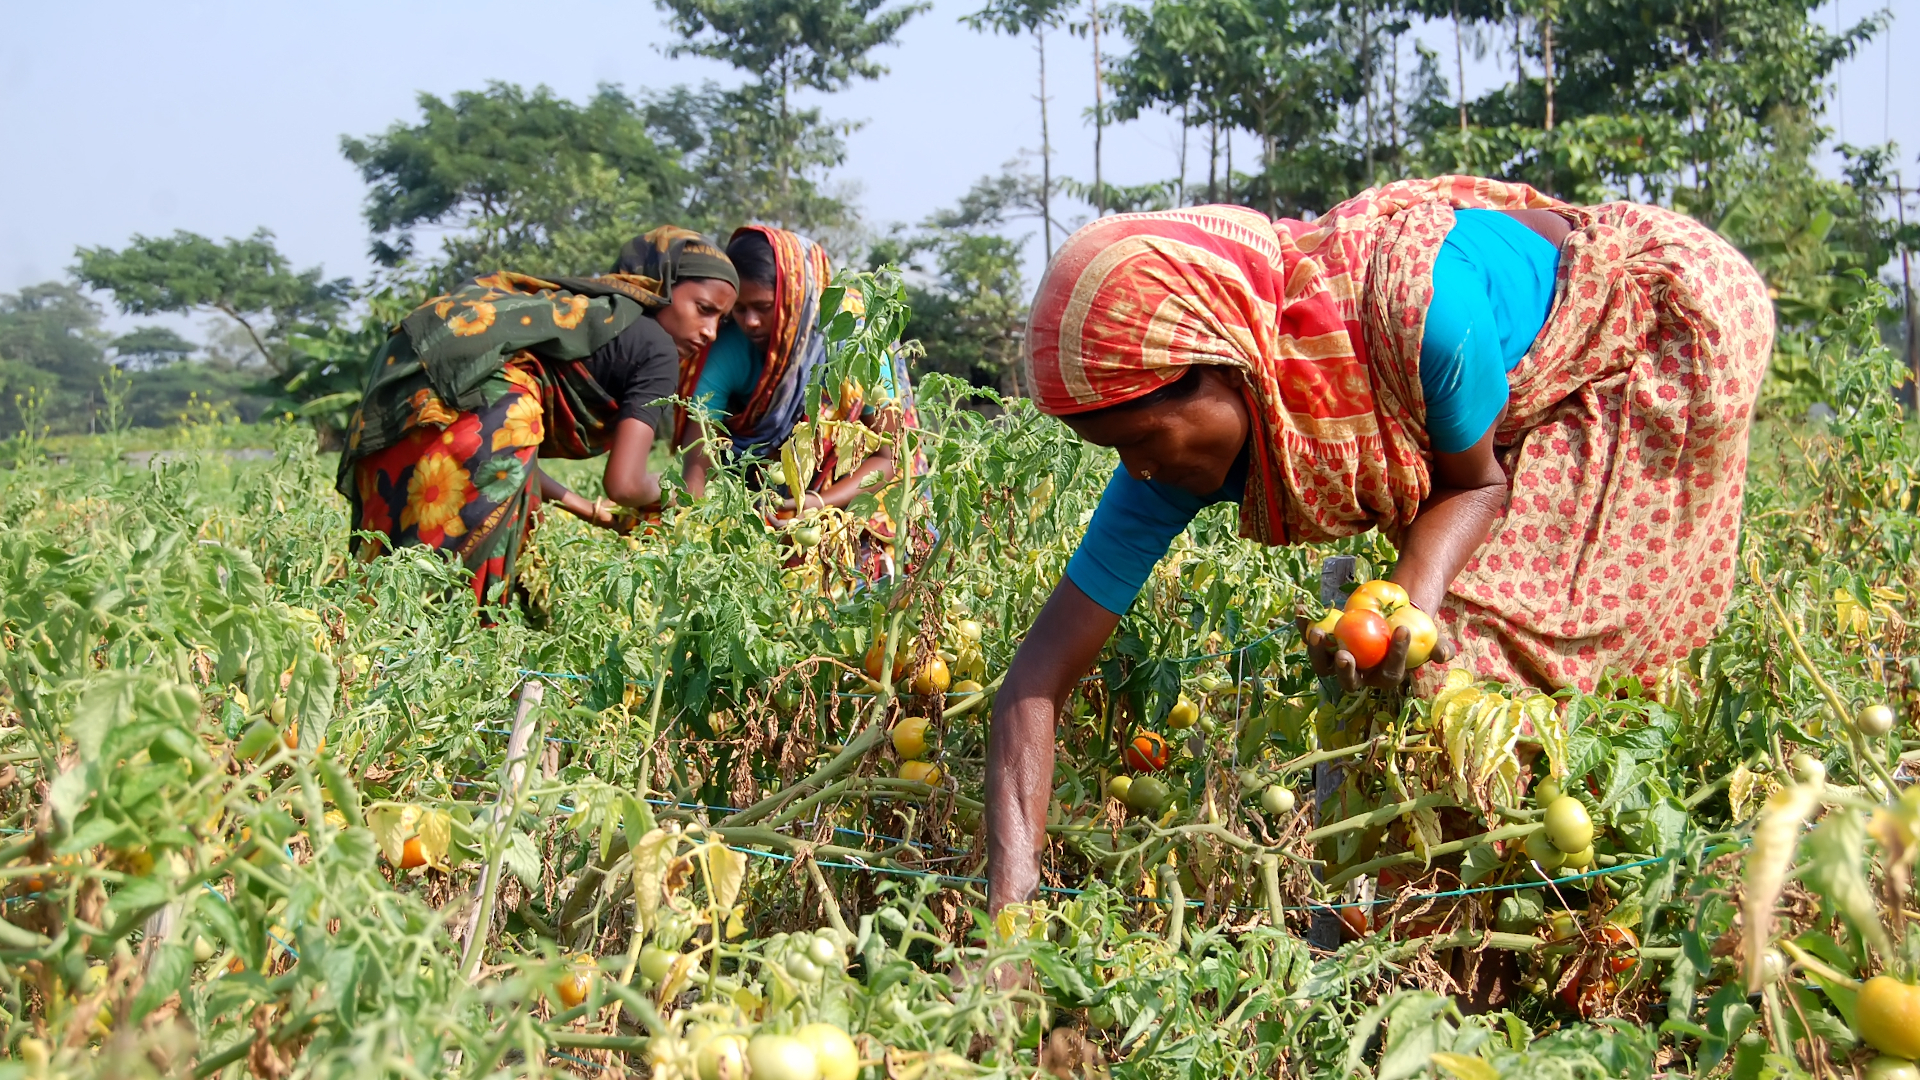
[[1298, 580, 1451, 691]]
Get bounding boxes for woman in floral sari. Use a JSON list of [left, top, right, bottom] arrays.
[[677, 225, 907, 510], [983, 175, 1773, 913], [677, 225, 916, 577], [337, 227, 738, 603]]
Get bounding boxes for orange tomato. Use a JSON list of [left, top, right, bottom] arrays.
[[1346, 580, 1410, 615], [863, 640, 909, 682], [1124, 731, 1170, 773], [910, 656, 951, 695], [1334, 609, 1393, 669], [898, 760, 942, 785], [397, 836, 428, 870], [1337, 906, 1370, 940], [1598, 923, 1639, 975], [554, 957, 595, 1008]]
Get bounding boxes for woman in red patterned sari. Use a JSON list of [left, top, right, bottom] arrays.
[[984, 176, 1773, 913]]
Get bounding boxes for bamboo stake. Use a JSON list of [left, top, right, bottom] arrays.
[[460, 680, 544, 980]]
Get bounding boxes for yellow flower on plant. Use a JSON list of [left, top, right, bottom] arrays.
[[401, 451, 471, 541], [492, 390, 545, 452]]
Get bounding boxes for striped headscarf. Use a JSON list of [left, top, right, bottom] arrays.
[[676, 225, 833, 457], [1024, 175, 1560, 546]]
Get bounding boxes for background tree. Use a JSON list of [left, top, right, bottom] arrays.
[[656, 0, 927, 228], [341, 83, 688, 282], [109, 326, 196, 372], [0, 283, 108, 436], [963, 0, 1076, 256], [73, 229, 349, 375], [642, 81, 858, 240]]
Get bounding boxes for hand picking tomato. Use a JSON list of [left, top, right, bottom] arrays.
[[1334, 609, 1393, 669], [1124, 730, 1170, 772], [1386, 605, 1439, 668], [1346, 580, 1410, 615]]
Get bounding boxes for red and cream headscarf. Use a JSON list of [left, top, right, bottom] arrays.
[[1024, 175, 1561, 546]]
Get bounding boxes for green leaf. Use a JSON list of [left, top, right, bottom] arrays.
[[126, 942, 192, 1025], [503, 830, 541, 891], [1803, 807, 1890, 956]]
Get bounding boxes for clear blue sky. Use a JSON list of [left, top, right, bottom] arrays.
[[1, 0, 1911, 320]]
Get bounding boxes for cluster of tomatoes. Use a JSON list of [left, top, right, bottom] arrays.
[[1308, 580, 1438, 671], [867, 619, 991, 790]]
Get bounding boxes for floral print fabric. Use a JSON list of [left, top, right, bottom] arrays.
[[349, 358, 617, 605]]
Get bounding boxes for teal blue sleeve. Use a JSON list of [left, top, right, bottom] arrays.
[[1420, 246, 1510, 454], [694, 328, 755, 416], [1065, 466, 1212, 615]]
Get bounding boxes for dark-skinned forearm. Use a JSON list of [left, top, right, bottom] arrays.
[[811, 449, 896, 510], [1387, 484, 1508, 614], [986, 579, 1119, 912]]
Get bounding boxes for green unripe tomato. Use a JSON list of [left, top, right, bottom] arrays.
[[696, 1033, 748, 1080], [784, 953, 824, 982], [638, 945, 676, 984], [1237, 769, 1264, 792], [1125, 776, 1170, 814], [1260, 786, 1296, 815], [1859, 703, 1898, 738], [1543, 796, 1594, 854], [1533, 777, 1563, 807], [1560, 844, 1595, 870], [1791, 752, 1826, 785], [746, 1034, 820, 1080], [1865, 1056, 1920, 1080], [1523, 828, 1566, 870], [1106, 775, 1132, 802], [807, 934, 841, 968]]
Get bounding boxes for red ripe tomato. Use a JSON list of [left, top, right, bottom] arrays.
[[1124, 731, 1170, 773], [1598, 923, 1638, 975], [1334, 609, 1393, 669], [1337, 906, 1370, 940]]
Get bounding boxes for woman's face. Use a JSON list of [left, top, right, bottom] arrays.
[[731, 279, 779, 349], [1064, 367, 1251, 495], [655, 278, 738, 359]]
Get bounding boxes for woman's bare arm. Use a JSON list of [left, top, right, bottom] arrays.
[[789, 447, 897, 511], [602, 417, 662, 511], [986, 578, 1122, 912]]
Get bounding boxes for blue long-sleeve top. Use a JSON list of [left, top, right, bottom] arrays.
[[1064, 209, 1561, 615]]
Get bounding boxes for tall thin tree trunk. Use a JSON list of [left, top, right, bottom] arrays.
[[1208, 121, 1219, 202], [1225, 129, 1233, 202], [1090, 0, 1105, 216], [1543, 13, 1555, 131], [1452, 0, 1468, 133], [1178, 99, 1190, 205], [1362, 0, 1375, 178], [778, 64, 792, 228], [1389, 35, 1402, 156], [1037, 28, 1054, 258], [1513, 13, 1524, 110]]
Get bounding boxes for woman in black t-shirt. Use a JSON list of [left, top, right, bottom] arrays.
[[338, 227, 737, 604]]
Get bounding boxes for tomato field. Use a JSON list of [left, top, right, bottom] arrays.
[[1, 274, 1918, 1080]]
